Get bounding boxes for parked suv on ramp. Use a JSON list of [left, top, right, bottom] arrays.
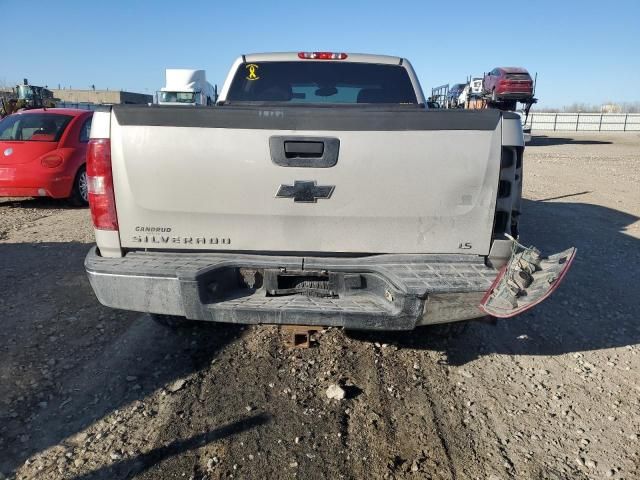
[[483, 67, 533, 102]]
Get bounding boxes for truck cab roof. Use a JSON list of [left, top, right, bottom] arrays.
[[243, 52, 405, 65]]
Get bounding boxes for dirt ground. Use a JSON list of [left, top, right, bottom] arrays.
[[1, 131, 639, 480]]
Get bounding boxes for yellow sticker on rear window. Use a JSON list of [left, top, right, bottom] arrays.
[[246, 64, 260, 81]]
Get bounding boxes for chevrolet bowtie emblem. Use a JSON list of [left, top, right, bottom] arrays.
[[276, 181, 335, 203]]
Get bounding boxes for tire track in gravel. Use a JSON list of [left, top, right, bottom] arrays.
[[339, 343, 405, 480], [336, 337, 476, 480], [233, 326, 367, 480], [402, 349, 482, 480], [127, 323, 247, 480]]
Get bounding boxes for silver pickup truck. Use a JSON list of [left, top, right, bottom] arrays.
[[84, 52, 575, 330]]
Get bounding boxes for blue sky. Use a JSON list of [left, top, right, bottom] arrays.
[[2, 0, 638, 108]]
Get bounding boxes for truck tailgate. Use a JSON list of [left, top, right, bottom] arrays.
[[110, 106, 504, 255]]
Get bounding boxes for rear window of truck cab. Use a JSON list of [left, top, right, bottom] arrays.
[[226, 61, 418, 104]]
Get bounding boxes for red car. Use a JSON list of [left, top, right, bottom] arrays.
[[482, 67, 533, 101], [0, 108, 93, 205]]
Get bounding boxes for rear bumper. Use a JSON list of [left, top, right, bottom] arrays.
[[0, 165, 74, 198], [495, 90, 534, 99], [85, 247, 498, 330]]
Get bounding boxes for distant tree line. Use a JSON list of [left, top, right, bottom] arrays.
[[536, 102, 640, 113]]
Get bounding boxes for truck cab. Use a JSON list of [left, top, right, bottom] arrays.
[[157, 69, 216, 106]]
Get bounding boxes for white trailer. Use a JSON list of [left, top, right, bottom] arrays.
[[157, 69, 216, 106]]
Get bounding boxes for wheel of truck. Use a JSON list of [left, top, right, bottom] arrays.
[[150, 314, 192, 329], [69, 165, 89, 206], [427, 321, 469, 338]]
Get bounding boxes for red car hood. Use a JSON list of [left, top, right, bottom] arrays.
[[0, 140, 59, 166]]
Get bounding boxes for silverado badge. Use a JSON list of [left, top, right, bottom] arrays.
[[276, 181, 335, 203]]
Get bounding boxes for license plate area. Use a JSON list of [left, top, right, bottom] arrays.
[[264, 269, 339, 298], [194, 265, 397, 312]]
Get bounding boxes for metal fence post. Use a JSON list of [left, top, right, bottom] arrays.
[[623, 114, 628, 132], [553, 114, 558, 131], [599, 114, 603, 131], [576, 113, 580, 131]]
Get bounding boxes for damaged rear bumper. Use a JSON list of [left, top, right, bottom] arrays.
[[85, 245, 575, 330]]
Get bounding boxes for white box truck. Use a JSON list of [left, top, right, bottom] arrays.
[[157, 69, 216, 106]]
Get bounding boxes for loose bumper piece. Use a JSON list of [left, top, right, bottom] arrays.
[[479, 245, 576, 318]]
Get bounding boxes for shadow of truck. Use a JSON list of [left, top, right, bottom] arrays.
[[0, 240, 245, 476]]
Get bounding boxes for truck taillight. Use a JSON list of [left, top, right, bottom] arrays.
[[87, 138, 118, 230], [298, 52, 348, 60]]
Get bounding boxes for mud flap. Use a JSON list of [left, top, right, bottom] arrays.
[[479, 244, 576, 318]]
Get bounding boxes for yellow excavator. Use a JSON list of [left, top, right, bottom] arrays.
[[0, 79, 57, 119]]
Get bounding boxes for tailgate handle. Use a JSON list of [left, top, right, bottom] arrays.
[[285, 141, 324, 157], [270, 136, 339, 168]]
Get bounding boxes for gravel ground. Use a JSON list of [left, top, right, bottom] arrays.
[[1, 131, 639, 480]]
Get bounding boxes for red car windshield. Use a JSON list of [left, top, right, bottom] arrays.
[[0, 113, 73, 142]]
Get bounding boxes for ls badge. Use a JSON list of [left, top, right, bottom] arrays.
[[276, 181, 334, 203]]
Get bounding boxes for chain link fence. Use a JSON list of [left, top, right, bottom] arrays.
[[524, 113, 640, 131]]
